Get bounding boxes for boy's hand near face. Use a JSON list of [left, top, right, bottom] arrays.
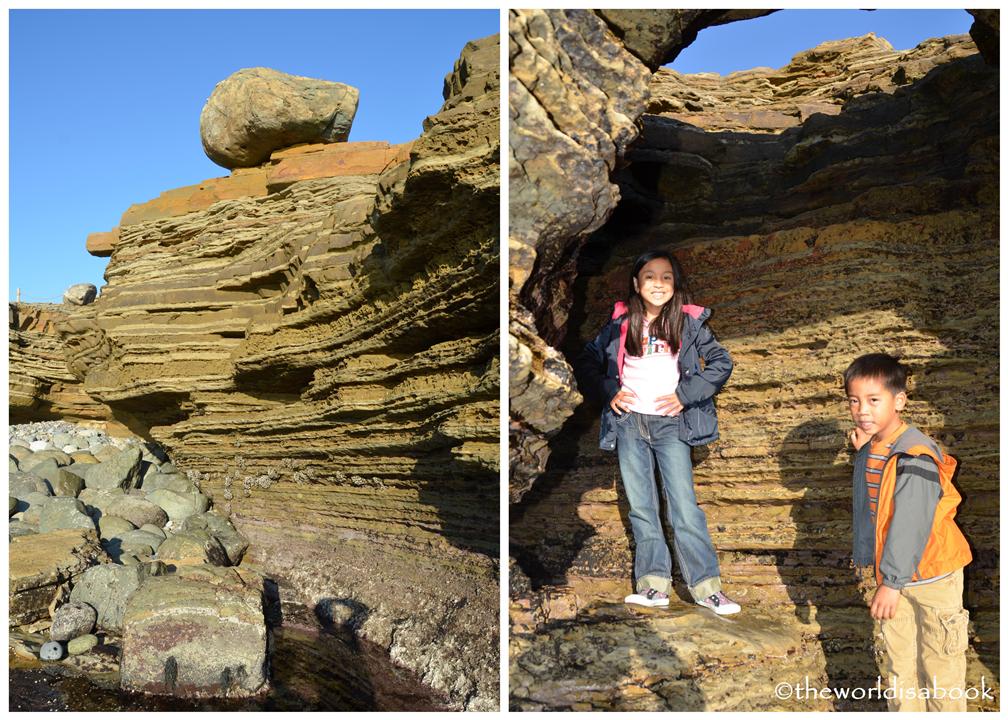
[[850, 426, 873, 450], [870, 585, 901, 620]]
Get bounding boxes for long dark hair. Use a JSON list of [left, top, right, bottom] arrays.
[[625, 250, 693, 357]]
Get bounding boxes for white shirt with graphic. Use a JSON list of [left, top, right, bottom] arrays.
[[621, 330, 680, 416]]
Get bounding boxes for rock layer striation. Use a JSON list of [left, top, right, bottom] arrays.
[[11, 36, 500, 710]]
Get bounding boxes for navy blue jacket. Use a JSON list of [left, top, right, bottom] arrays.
[[573, 302, 733, 450]]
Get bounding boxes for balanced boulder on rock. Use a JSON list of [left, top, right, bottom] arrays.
[[199, 67, 359, 168]]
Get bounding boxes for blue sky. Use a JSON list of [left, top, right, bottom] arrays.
[[9, 9, 499, 303], [669, 9, 975, 74], [8, 9, 978, 303]]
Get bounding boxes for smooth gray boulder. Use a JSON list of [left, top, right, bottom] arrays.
[[32, 459, 85, 497], [182, 512, 249, 565], [117, 529, 165, 557], [139, 524, 167, 539], [97, 515, 137, 539], [82, 447, 144, 490], [109, 496, 168, 529], [50, 601, 97, 642], [38, 497, 96, 533], [155, 529, 229, 566], [18, 491, 55, 524], [9, 472, 53, 498], [20, 449, 72, 470], [69, 562, 162, 631], [199, 67, 359, 168], [146, 489, 209, 524], [140, 471, 192, 495]]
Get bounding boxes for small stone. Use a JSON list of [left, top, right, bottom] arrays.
[[29, 440, 53, 452], [70, 452, 99, 465], [40, 641, 65, 661], [51, 601, 97, 642], [67, 633, 99, 655], [63, 283, 97, 306], [9, 496, 18, 516]]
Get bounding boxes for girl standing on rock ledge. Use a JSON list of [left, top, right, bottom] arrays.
[[574, 250, 740, 615]]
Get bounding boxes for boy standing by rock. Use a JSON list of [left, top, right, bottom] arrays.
[[844, 353, 972, 711]]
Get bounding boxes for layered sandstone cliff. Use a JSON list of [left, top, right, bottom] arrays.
[[510, 16, 999, 711], [12, 35, 500, 710]]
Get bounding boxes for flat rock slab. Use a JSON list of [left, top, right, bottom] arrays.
[[510, 602, 833, 711], [120, 574, 267, 697], [9, 530, 108, 626]]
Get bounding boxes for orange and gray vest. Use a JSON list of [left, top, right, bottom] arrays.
[[853, 424, 972, 587]]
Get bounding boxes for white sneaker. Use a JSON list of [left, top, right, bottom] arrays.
[[624, 588, 669, 607], [696, 591, 741, 615]]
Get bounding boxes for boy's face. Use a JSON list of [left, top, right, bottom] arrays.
[[847, 375, 906, 441]]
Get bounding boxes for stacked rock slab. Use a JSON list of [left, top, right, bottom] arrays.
[[9, 529, 108, 626], [511, 28, 999, 712], [9, 304, 119, 427], [42, 36, 499, 710]]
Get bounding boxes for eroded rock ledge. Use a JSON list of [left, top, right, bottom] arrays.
[[12, 34, 499, 710]]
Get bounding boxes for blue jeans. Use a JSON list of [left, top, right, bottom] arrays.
[[615, 411, 722, 601]]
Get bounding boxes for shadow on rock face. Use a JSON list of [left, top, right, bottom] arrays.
[[778, 417, 881, 710]]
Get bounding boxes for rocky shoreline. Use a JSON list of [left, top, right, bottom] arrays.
[[8, 420, 459, 709], [9, 420, 270, 698]]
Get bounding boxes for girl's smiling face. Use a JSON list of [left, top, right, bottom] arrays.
[[635, 257, 675, 317]]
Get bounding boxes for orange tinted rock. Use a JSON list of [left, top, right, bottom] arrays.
[[120, 170, 269, 227], [86, 228, 119, 257], [266, 141, 413, 191]]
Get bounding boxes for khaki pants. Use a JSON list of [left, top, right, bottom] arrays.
[[873, 568, 969, 712]]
